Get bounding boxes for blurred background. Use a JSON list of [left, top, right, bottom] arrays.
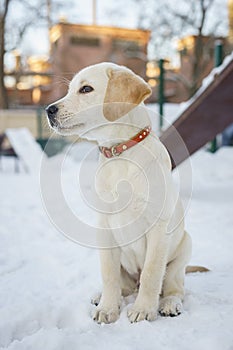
[[1, 0, 232, 105], [0, 0, 233, 156]]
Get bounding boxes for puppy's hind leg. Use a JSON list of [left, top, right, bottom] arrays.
[[159, 231, 192, 317]]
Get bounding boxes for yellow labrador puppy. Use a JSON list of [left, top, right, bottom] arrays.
[[46, 63, 193, 324]]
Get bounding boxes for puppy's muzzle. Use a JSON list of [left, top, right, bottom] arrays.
[[46, 104, 59, 127]]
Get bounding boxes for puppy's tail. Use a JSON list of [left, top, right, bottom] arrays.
[[185, 265, 210, 274]]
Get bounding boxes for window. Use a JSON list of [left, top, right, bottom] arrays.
[[113, 40, 141, 53], [70, 36, 100, 47]]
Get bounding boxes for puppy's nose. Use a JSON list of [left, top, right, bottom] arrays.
[[46, 104, 59, 126]]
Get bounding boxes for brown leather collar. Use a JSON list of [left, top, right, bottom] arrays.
[[99, 126, 151, 158]]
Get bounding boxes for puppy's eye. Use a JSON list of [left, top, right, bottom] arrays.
[[79, 85, 94, 94]]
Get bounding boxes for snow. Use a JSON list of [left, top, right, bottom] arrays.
[[198, 51, 233, 94], [5, 128, 46, 173], [0, 146, 233, 349]]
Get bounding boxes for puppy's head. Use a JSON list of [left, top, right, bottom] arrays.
[[46, 63, 151, 136]]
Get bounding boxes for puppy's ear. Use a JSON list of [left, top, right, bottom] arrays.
[[103, 68, 152, 121]]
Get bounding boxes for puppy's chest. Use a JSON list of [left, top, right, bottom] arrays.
[[96, 157, 159, 242], [96, 159, 148, 207], [120, 238, 147, 275]]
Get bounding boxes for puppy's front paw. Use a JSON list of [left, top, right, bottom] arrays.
[[127, 305, 157, 323], [93, 306, 120, 324], [91, 293, 101, 306], [159, 296, 183, 317]]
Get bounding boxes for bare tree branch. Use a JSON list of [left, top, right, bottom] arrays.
[[0, 0, 11, 18], [0, 0, 73, 108], [164, 5, 197, 29], [131, 0, 224, 97]]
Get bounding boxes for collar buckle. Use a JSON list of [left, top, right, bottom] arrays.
[[111, 145, 120, 157]]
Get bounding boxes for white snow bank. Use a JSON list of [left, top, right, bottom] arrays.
[[5, 128, 46, 173], [0, 147, 233, 349]]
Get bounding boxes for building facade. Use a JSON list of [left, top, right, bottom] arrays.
[[48, 22, 150, 102]]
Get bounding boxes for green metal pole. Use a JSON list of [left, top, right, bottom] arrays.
[[37, 107, 43, 140], [158, 59, 164, 130], [209, 41, 223, 153], [215, 40, 223, 67]]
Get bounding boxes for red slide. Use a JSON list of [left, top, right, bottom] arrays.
[[160, 54, 233, 168]]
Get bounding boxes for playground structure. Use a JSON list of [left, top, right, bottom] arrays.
[[160, 52, 233, 169]]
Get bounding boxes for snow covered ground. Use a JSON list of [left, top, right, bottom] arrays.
[[0, 145, 233, 350]]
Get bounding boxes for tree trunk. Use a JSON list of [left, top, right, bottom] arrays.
[[0, 0, 10, 109], [189, 0, 211, 97], [189, 34, 204, 97]]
